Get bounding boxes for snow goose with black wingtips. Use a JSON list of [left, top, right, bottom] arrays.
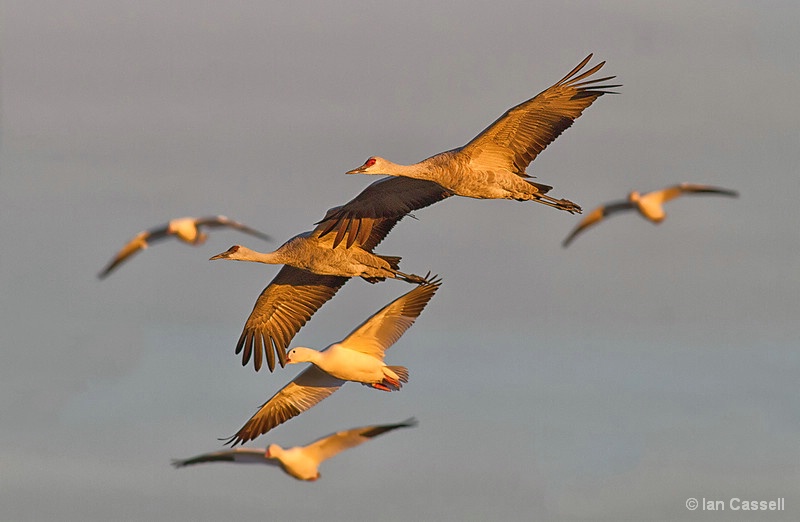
[[98, 215, 271, 278], [224, 279, 440, 445], [562, 183, 739, 247], [173, 418, 417, 481]]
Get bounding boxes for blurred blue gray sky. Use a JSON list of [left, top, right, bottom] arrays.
[[2, 1, 798, 520]]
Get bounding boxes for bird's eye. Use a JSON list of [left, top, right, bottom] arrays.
[[365, 157, 376, 168]]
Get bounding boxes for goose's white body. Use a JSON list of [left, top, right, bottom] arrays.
[[347, 55, 620, 214], [287, 343, 407, 391], [225, 280, 440, 445], [562, 183, 739, 246], [173, 419, 417, 481]]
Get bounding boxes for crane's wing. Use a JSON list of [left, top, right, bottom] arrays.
[[562, 200, 634, 247], [460, 54, 619, 178], [316, 177, 453, 248], [303, 418, 418, 463], [224, 366, 345, 446], [312, 206, 406, 252], [194, 215, 272, 242], [340, 277, 441, 359], [235, 266, 349, 372], [655, 183, 740, 204], [171, 448, 275, 467], [98, 225, 172, 279]]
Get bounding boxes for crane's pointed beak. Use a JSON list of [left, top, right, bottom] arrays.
[[209, 245, 239, 260], [345, 167, 363, 175]]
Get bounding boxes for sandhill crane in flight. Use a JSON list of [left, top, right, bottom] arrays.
[[561, 183, 739, 247], [347, 54, 620, 214], [98, 216, 271, 279], [172, 418, 416, 481], [224, 279, 439, 446], [210, 207, 429, 372]]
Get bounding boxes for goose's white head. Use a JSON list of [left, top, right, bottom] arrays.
[[265, 444, 282, 459], [286, 347, 317, 365], [346, 156, 391, 176]]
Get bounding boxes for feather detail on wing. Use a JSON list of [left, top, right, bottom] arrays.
[[341, 277, 441, 358], [235, 266, 349, 372], [225, 366, 345, 446], [316, 177, 453, 248], [460, 54, 620, 177]]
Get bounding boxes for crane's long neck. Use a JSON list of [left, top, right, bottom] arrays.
[[382, 160, 432, 181], [215, 245, 288, 265], [239, 250, 287, 265]]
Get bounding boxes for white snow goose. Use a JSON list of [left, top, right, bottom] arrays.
[[562, 183, 739, 247], [172, 418, 417, 481], [224, 278, 440, 445], [98, 215, 271, 278]]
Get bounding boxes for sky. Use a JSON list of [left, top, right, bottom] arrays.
[[2, 1, 799, 520]]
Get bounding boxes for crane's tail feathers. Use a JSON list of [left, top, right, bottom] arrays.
[[528, 181, 553, 194], [377, 254, 402, 270]]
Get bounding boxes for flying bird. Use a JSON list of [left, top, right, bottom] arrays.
[[98, 215, 271, 278], [172, 418, 417, 481], [224, 279, 440, 445], [346, 54, 620, 214], [211, 207, 429, 372], [561, 183, 739, 247]]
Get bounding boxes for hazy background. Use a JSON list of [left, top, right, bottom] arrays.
[[2, 1, 798, 520]]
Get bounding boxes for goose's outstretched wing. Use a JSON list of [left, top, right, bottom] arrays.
[[655, 183, 740, 204], [562, 200, 634, 247], [341, 277, 441, 359], [98, 226, 171, 279], [225, 366, 345, 446], [171, 448, 275, 467], [304, 418, 418, 463], [194, 215, 272, 242]]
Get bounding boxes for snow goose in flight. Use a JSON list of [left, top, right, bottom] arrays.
[[224, 279, 440, 445], [172, 418, 416, 481], [562, 183, 739, 247], [211, 208, 429, 372], [98, 216, 271, 279], [347, 54, 620, 214]]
